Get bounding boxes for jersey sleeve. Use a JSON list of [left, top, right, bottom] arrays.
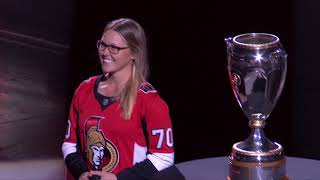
[[144, 93, 175, 171], [62, 85, 80, 159], [62, 83, 89, 179], [116, 92, 176, 180]]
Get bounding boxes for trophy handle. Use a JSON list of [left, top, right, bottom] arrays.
[[224, 37, 233, 53], [270, 48, 288, 62]]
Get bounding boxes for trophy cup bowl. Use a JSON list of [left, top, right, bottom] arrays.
[[225, 33, 288, 179]]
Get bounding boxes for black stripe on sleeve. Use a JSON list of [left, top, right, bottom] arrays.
[[141, 117, 150, 149], [65, 145, 88, 179], [116, 159, 158, 180]]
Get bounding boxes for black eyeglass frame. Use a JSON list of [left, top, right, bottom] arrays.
[[97, 40, 129, 54]]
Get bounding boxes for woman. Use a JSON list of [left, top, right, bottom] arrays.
[[62, 18, 181, 180]]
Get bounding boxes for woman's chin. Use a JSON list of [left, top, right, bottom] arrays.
[[102, 67, 113, 74]]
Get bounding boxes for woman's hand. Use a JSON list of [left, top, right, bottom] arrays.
[[89, 171, 117, 180], [78, 171, 90, 180]]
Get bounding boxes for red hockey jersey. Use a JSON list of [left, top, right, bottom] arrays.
[[62, 76, 174, 179]]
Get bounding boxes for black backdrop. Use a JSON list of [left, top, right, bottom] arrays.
[[1, 0, 320, 163]]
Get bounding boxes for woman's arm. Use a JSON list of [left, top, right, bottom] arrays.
[[116, 92, 175, 180], [62, 84, 89, 179], [63, 142, 89, 179]]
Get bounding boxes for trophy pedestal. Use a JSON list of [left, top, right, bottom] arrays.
[[228, 142, 287, 180]]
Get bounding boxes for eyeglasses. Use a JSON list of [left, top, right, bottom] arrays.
[[97, 40, 129, 54]]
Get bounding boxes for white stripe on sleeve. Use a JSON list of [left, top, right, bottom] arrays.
[[133, 143, 147, 164], [62, 142, 77, 159], [147, 152, 174, 171]]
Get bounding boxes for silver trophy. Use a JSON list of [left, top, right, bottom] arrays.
[[225, 33, 288, 179]]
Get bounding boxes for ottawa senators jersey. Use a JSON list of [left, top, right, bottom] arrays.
[[62, 75, 174, 179]]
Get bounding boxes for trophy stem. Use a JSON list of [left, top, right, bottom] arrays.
[[245, 120, 277, 152]]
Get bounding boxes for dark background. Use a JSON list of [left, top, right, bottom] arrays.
[[0, 0, 319, 164]]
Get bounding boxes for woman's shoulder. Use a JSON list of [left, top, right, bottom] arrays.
[[138, 81, 167, 103], [137, 81, 169, 110], [81, 75, 99, 85], [138, 81, 157, 95], [75, 75, 100, 93]]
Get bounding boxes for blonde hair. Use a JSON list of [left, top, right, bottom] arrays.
[[104, 18, 149, 119]]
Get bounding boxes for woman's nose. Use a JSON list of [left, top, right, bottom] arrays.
[[102, 47, 111, 55]]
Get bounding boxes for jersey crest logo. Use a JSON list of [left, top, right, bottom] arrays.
[[139, 82, 157, 94], [84, 116, 119, 171]]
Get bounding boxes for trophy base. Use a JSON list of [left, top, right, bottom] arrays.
[[228, 142, 287, 180]]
